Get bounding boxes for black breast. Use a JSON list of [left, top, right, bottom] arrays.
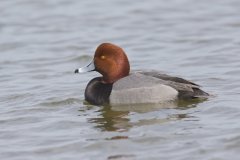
[[84, 77, 113, 105]]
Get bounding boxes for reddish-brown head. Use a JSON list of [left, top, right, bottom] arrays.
[[94, 43, 130, 83], [75, 43, 130, 83]]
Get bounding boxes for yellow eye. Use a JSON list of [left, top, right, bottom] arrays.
[[100, 55, 106, 60]]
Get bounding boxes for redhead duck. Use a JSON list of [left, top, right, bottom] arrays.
[[75, 43, 209, 105]]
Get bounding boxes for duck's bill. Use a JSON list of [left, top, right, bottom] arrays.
[[74, 60, 95, 73]]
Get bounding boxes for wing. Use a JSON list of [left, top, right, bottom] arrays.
[[136, 70, 209, 99], [136, 70, 199, 86]]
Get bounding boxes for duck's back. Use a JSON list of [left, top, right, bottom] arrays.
[[110, 71, 208, 105]]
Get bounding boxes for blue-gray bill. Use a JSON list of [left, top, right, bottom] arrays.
[[75, 60, 95, 73]]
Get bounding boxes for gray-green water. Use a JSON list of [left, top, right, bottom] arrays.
[[1, 0, 240, 159]]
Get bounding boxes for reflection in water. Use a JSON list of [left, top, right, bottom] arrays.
[[87, 106, 131, 132], [83, 99, 206, 132]]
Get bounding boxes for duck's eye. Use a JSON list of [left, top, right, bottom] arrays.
[[100, 55, 106, 60]]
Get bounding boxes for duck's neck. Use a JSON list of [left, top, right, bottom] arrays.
[[102, 73, 129, 84], [102, 69, 130, 83]]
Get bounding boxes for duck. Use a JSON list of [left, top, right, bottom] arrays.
[[75, 43, 209, 105]]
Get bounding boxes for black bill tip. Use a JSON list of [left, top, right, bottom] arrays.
[[74, 69, 79, 73]]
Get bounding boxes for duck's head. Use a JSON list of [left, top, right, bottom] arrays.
[[75, 43, 130, 83]]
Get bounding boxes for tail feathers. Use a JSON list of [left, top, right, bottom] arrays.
[[178, 87, 209, 99]]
